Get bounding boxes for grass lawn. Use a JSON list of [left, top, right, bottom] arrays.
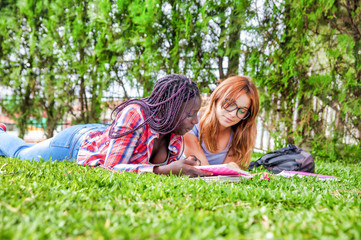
[[0, 155, 360, 239]]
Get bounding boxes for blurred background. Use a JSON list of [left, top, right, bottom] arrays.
[[0, 0, 360, 161]]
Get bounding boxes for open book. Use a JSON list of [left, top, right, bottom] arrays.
[[277, 171, 338, 181], [195, 164, 253, 179], [194, 164, 338, 182], [194, 175, 248, 183]]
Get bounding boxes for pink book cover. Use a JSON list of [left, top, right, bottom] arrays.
[[195, 164, 252, 177], [279, 171, 338, 180]]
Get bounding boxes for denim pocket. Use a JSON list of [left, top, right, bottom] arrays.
[[50, 125, 86, 148]]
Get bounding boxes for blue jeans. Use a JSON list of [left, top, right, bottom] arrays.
[[0, 124, 107, 161]]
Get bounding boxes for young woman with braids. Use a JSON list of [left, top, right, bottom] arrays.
[[0, 74, 212, 177], [184, 75, 260, 170]]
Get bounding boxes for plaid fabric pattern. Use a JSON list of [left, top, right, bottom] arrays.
[[77, 104, 184, 173]]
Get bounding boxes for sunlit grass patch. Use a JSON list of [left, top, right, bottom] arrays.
[[0, 157, 360, 239]]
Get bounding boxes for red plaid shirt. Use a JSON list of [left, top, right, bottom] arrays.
[[77, 104, 184, 173]]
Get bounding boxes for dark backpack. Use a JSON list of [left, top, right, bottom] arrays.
[[248, 144, 315, 174]]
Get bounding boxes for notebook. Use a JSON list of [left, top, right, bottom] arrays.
[[195, 164, 252, 178], [277, 171, 338, 181], [195, 175, 245, 183]]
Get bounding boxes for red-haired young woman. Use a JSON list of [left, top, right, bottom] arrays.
[[184, 76, 260, 169]]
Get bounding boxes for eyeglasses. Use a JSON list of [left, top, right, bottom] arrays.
[[222, 98, 250, 120]]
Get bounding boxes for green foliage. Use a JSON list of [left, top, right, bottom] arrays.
[[0, 0, 254, 137], [0, 0, 359, 154], [312, 140, 361, 164], [248, 0, 361, 152], [0, 156, 360, 239]]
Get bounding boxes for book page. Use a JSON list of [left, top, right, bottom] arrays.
[[277, 171, 338, 181], [195, 175, 244, 183]]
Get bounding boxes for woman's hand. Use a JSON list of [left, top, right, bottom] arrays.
[[227, 161, 241, 169], [184, 133, 210, 166], [153, 156, 213, 177]]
